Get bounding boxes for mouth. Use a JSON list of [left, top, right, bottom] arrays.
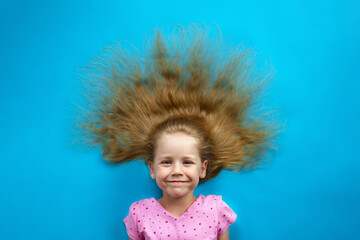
[[167, 181, 189, 184]]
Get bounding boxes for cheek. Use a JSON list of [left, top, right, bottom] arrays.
[[186, 168, 202, 179], [154, 167, 169, 179]]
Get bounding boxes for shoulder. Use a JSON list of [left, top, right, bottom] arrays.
[[199, 195, 236, 237], [198, 194, 223, 204], [199, 195, 236, 217], [124, 197, 157, 224], [196, 194, 225, 210], [125, 199, 156, 240], [200, 194, 233, 206], [128, 197, 156, 212]]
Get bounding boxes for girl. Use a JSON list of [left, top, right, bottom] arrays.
[[78, 25, 276, 239]]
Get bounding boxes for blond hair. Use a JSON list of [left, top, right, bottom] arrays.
[[77, 25, 278, 182]]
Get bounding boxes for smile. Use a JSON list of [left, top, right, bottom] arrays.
[[167, 181, 188, 184]]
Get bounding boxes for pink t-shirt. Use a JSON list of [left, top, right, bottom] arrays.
[[123, 194, 236, 240]]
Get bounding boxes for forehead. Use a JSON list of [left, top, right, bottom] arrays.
[[155, 132, 200, 157]]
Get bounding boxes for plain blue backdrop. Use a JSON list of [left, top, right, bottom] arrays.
[[1, 0, 359, 239]]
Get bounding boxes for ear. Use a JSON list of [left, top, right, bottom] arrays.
[[148, 161, 156, 179], [200, 160, 208, 179]]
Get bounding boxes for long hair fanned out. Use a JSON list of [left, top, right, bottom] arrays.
[[76, 25, 278, 182]]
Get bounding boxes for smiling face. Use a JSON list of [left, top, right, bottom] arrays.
[[148, 131, 208, 200]]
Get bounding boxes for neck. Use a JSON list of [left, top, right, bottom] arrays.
[[158, 192, 197, 216]]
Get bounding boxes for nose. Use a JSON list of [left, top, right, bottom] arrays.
[[171, 161, 183, 175]]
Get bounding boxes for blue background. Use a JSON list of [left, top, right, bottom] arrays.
[[1, 0, 359, 239]]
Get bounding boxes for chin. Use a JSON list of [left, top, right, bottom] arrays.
[[169, 189, 195, 198], [167, 191, 187, 198]]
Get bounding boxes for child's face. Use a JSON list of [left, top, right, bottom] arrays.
[[149, 132, 208, 200]]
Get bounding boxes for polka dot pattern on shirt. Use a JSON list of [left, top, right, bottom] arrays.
[[123, 195, 236, 240]]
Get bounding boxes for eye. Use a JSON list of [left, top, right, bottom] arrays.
[[161, 160, 171, 165], [183, 160, 193, 165]]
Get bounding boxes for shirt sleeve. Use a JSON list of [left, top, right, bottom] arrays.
[[123, 203, 143, 240], [215, 195, 237, 236]]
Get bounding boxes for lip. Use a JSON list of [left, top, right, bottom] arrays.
[[167, 181, 188, 184]]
